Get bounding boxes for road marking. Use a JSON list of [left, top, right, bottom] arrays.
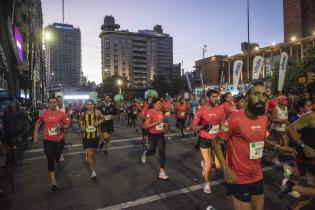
[[22, 137, 195, 161], [25, 133, 192, 153], [97, 164, 284, 210]]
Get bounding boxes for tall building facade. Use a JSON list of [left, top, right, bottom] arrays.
[[44, 23, 81, 91], [284, 0, 315, 42], [99, 16, 173, 93]]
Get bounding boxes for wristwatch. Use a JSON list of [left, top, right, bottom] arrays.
[[300, 143, 305, 148]]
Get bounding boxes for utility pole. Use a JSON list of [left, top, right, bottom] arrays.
[[202, 45, 207, 97], [247, 0, 250, 82], [62, 0, 64, 24]]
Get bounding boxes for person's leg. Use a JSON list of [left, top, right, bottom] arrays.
[[180, 119, 184, 136], [157, 134, 166, 169], [200, 148, 212, 183], [86, 148, 96, 172], [272, 131, 282, 165], [280, 133, 289, 147], [43, 141, 58, 188], [146, 134, 157, 156], [250, 194, 264, 210], [293, 170, 315, 197], [102, 132, 111, 155]]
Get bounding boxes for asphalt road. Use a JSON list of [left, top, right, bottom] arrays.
[[1, 118, 315, 210]]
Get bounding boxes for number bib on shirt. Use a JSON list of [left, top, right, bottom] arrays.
[[104, 115, 112, 121], [133, 111, 138, 115], [180, 112, 185, 117], [165, 111, 170, 116], [208, 124, 219, 134], [249, 141, 264, 159], [156, 123, 164, 131], [193, 107, 197, 114], [48, 127, 60, 136], [86, 125, 96, 133]]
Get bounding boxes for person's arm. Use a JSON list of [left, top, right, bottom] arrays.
[[95, 110, 104, 126], [191, 109, 202, 132], [143, 114, 162, 129], [33, 116, 43, 143], [59, 113, 70, 129], [287, 112, 315, 158]]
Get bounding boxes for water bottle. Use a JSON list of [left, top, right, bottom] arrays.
[[206, 205, 216, 210]]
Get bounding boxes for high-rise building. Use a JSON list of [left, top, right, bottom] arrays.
[[44, 23, 81, 91], [284, 0, 315, 42], [99, 16, 173, 94]]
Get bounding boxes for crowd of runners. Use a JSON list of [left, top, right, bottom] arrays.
[[33, 79, 315, 210]]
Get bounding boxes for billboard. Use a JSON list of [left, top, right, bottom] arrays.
[[14, 26, 23, 62]]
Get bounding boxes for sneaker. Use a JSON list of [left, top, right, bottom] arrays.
[[51, 181, 59, 191], [91, 171, 97, 180], [272, 158, 282, 166], [59, 153, 64, 162], [278, 179, 294, 199], [288, 191, 301, 198], [203, 182, 211, 194], [167, 136, 172, 141], [141, 151, 147, 163], [159, 171, 169, 180]]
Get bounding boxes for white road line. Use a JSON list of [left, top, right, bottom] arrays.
[[25, 133, 192, 153], [22, 137, 195, 161], [97, 164, 284, 210]]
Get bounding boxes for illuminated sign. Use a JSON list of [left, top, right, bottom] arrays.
[[64, 95, 89, 100], [14, 26, 23, 62]]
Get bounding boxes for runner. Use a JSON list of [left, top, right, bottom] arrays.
[[56, 95, 66, 161], [141, 98, 169, 180], [286, 111, 315, 209], [33, 97, 70, 191], [140, 96, 153, 151], [220, 92, 236, 119], [79, 99, 104, 180], [162, 95, 173, 141], [188, 94, 199, 127], [191, 89, 225, 193], [98, 95, 118, 155], [234, 95, 246, 113], [270, 95, 290, 165], [213, 80, 293, 210], [175, 97, 188, 137], [130, 100, 141, 132], [117, 101, 125, 122]]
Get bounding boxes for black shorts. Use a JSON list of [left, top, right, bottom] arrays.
[[100, 121, 114, 133], [199, 137, 213, 149], [82, 138, 99, 149], [226, 179, 264, 203], [297, 162, 315, 176], [142, 128, 148, 137], [131, 114, 137, 120], [119, 110, 124, 114]]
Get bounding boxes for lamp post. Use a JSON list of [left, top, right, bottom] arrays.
[[246, 0, 250, 82], [117, 79, 123, 94], [202, 45, 207, 97]]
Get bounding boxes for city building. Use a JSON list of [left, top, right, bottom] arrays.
[[44, 23, 81, 92], [0, 0, 44, 105], [284, 0, 315, 42], [99, 15, 173, 97]]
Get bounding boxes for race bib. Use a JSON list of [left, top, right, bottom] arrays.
[[86, 125, 96, 132], [193, 107, 197, 114], [127, 110, 131, 113], [165, 111, 171, 116], [249, 141, 264, 159], [133, 111, 138, 115], [180, 112, 185, 117], [208, 124, 219, 134], [156, 123, 164, 131], [48, 127, 60, 136], [104, 115, 112, 121]]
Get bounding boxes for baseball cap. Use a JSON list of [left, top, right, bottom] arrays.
[[245, 79, 264, 94]]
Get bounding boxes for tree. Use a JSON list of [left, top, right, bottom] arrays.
[[96, 76, 128, 99], [151, 75, 186, 97]]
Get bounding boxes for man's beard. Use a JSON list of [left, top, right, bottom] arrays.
[[248, 100, 265, 116]]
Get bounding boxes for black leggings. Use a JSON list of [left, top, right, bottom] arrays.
[[43, 140, 65, 172], [177, 118, 185, 135], [147, 133, 166, 168]]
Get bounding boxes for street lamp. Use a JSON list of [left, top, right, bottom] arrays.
[[291, 36, 297, 41], [117, 79, 123, 94], [202, 45, 207, 97]]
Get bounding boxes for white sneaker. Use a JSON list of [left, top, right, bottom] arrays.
[[141, 151, 147, 163], [288, 191, 301, 198], [272, 158, 281, 166], [59, 153, 64, 162], [91, 171, 96, 180], [203, 182, 211, 194], [159, 170, 169, 180]]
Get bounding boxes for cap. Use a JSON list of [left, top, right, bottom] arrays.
[[245, 79, 264, 94], [277, 95, 288, 101]]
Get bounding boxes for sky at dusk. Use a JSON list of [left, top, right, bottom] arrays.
[[42, 0, 284, 84]]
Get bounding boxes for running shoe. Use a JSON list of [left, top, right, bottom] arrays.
[[278, 179, 294, 199], [141, 151, 147, 163], [203, 182, 211, 194], [158, 171, 169, 180], [272, 158, 282, 166], [51, 181, 59, 191], [167, 136, 172, 141], [91, 171, 97, 180], [288, 191, 301, 198]]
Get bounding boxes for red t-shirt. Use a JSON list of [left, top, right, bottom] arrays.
[[192, 105, 225, 140], [176, 103, 187, 119], [146, 109, 164, 134], [217, 111, 268, 184], [162, 100, 172, 118], [221, 102, 235, 118], [37, 110, 70, 141], [266, 99, 277, 112]]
